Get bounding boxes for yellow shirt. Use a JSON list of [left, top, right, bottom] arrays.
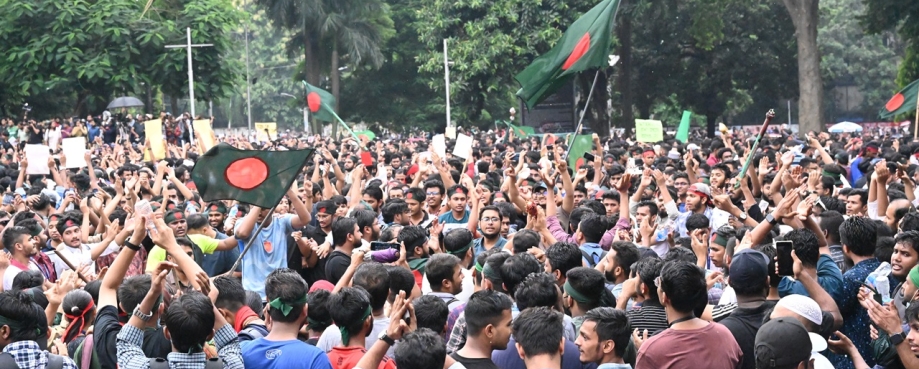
[[145, 234, 219, 272]]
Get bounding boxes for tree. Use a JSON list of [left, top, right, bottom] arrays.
[[861, 0, 919, 92], [783, 0, 824, 133]]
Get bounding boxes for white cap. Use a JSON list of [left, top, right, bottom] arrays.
[[687, 143, 700, 151], [776, 294, 822, 326]]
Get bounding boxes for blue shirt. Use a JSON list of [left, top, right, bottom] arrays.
[[580, 242, 604, 265], [241, 338, 332, 369], [850, 157, 864, 184], [235, 214, 295, 298], [439, 211, 470, 235], [673, 207, 713, 238], [87, 124, 100, 142], [201, 231, 240, 276], [778, 254, 846, 302], [492, 336, 597, 369], [828, 258, 889, 369], [473, 236, 507, 257]]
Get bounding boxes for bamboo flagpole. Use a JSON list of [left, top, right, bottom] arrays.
[[914, 88, 919, 140], [733, 109, 776, 190], [564, 70, 601, 159]]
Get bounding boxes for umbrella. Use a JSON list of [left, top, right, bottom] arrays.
[[828, 121, 862, 133], [107, 96, 144, 109]]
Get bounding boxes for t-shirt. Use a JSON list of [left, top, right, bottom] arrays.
[[438, 211, 470, 235], [325, 250, 352, 285], [236, 214, 296, 298], [329, 346, 395, 369], [317, 316, 394, 358], [635, 323, 742, 369], [94, 305, 172, 369], [718, 302, 775, 369], [451, 353, 500, 369], [626, 304, 668, 337], [491, 336, 597, 369], [241, 338, 333, 369], [146, 234, 221, 271], [50, 243, 98, 279]]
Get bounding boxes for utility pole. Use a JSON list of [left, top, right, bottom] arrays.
[[444, 39, 452, 130], [165, 27, 212, 142]]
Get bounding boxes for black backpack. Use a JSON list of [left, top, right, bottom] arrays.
[[0, 351, 65, 369], [580, 249, 608, 268]]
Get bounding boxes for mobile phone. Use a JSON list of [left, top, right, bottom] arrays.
[[2, 193, 12, 206], [775, 240, 794, 276], [548, 152, 555, 161], [370, 241, 400, 251], [546, 145, 554, 151], [584, 152, 596, 162]]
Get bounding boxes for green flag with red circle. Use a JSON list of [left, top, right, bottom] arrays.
[[191, 143, 315, 209], [515, 0, 620, 109], [880, 78, 919, 120], [304, 82, 337, 122]]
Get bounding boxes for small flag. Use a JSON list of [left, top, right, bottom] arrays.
[[354, 130, 376, 141], [303, 82, 336, 122], [567, 135, 594, 169], [880, 78, 919, 119], [676, 111, 691, 143], [506, 122, 535, 137], [515, 0, 621, 108], [191, 143, 315, 209]]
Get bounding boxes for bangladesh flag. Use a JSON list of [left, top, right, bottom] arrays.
[[880, 78, 919, 119], [191, 143, 315, 209], [303, 81, 336, 122], [515, 0, 620, 109], [506, 122, 536, 137], [354, 130, 376, 141], [567, 134, 594, 169]]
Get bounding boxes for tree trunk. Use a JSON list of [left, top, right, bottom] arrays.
[[583, 71, 611, 135], [616, 0, 634, 133], [145, 84, 153, 115], [170, 95, 179, 115], [706, 113, 717, 138], [304, 33, 321, 86], [783, 0, 824, 133]]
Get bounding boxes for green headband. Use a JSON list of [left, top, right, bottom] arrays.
[[910, 266, 919, 290], [307, 317, 331, 331], [449, 241, 474, 257], [482, 262, 501, 282], [268, 295, 308, 317], [712, 234, 728, 247], [0, 314, 41, 337], [340, 305, 372, 344], [474, 261, 484, 273], [563, 281, 593, 304], [821, 170, 839, 179]]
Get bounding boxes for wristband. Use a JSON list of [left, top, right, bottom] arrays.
[[124, 240, 140, 251]]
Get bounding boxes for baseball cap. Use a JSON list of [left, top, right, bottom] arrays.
[[687, 183, 711, 200], [728, 249, 770, 290], [755, 317, 812, 369]]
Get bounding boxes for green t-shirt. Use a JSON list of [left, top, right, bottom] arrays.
[[145, 234, 219, 272]]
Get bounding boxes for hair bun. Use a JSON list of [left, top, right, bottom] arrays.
[[70, 306, 80, 314]]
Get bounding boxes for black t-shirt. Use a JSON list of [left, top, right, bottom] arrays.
[[27, 125, 44, 144], [287, 225, 329, 286], [94, 305, 172, 369], [719, 301, 775, 369], [324, 250, 351, 284], [451, 353, 501, 369]]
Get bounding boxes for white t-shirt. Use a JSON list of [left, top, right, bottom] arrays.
[[3, 261, 39, 291]]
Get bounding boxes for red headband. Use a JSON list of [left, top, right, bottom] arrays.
[[688, 189, 709, 200], [405, 193, 413, 199], [64, 220, 78, 229], [61, 300, 95, 342], [865, 147, 878, 153]]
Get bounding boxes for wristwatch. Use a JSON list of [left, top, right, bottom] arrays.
[[765, 213, 778, 226], [378, 332, 396, 346], [133, 306, 153, 322], [890, 331, 906, 346], [736, 211, 748, 221]]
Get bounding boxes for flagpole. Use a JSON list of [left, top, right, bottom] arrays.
[[226, 204, 278, 274], [914, 89, 919, 140], [564, 70, 601, 162]]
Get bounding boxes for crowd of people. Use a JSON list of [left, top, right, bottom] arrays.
[[0, 111, 913, 369]]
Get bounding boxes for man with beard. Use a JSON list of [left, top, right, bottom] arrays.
[[473, 205, 507, 257], [1, 226, 39, 291], [354, 209, 382, 248], [290, 200, 336, 285], [406, 188, 433, 227], [382, 200, 411, 227], [236, 187, 312, 298], [206, 201, 229, 234], [669, 182, 715, 237]]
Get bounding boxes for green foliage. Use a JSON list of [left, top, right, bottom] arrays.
[[862, 0, 919, 98]]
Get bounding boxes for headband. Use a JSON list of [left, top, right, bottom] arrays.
[[0, 314, 41, 337], [821, 170, 840, 179], [62, 300, 95, 342], [449, 241, 474, 257], [712, 234, 729, 247], [474, 261, 484, 273], [910, 266, 919, 290], [339, 305, 372, 344], [563, 281, 593, 304], [865, 146, 879, 153], [268, 295, 307, 317], [482, 262, 501, 282]]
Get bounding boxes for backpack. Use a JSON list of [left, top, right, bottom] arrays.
[[72, 333, 101, 369], [0, 351, 65, 369], [580, 249, 608, 268], [149, 357, 225, 369]]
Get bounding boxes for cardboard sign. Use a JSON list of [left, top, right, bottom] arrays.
[[432, 134, 446, 159], [445, 126, 457, 139], [635, 119, 664, 143], [192, 120, 216, 151], [453, 133, 473, 159], [255, 122, 277, 142], [61, 137, 87, 168], [144, 119, 166, 161], [25, 144, 50, 175]]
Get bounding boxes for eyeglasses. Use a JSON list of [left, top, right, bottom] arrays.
[[426, 192, 441, 196], [481, 217, 500, 223]]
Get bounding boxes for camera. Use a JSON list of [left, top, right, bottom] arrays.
[[21, 103, 31, 112]]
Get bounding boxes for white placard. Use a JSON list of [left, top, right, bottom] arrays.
[[453, 133, 473, 159], [25, 144, 50, 175], [432, 134, 446, 159], [62, 137, 87, 168]]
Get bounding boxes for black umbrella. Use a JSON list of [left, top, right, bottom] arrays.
[[107, 96, 144, 109]]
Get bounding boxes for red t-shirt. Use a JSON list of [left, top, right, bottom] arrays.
[[329, 346, 396, 369]]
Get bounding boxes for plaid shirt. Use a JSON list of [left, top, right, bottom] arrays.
[[117, 324, 244, 369], [2, 341, 78, 369]]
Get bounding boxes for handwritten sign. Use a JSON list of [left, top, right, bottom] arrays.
[[635, 119, 663, 143], [453, 133, 473, 159], [144, 119, 166, 161]]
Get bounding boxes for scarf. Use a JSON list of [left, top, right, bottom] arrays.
[[233, 305, 260, 333]]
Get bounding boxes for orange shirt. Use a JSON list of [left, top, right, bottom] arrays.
[[328, 346, 396, 369]]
